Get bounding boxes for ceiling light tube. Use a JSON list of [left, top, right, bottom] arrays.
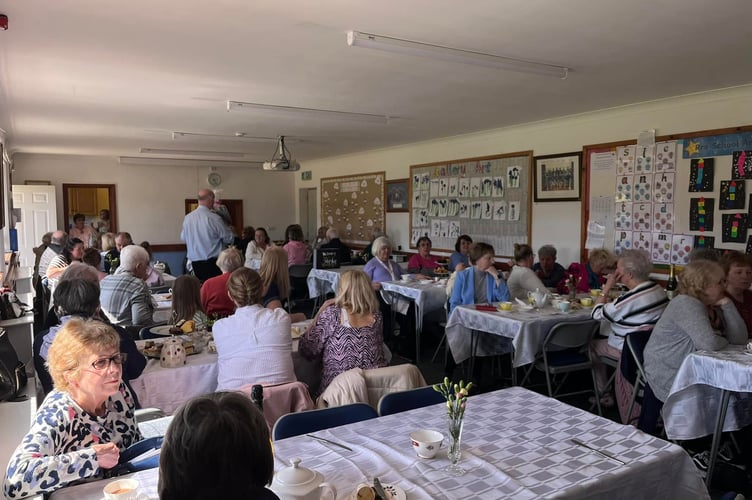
[[119, 156, 261, 168], [227, 100, 389, 124], [172, 131, 280, 143], [346, 30, 569, 79], [140, 148, 246, 158]]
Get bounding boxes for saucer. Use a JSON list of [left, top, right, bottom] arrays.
[[350, 483, 406, 500]]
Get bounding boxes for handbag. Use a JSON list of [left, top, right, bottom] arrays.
[[0, 327, 28, 401]]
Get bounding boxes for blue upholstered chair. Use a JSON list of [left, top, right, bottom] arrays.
[[272, 402, 378, 441], [377, 385, 445, 417]]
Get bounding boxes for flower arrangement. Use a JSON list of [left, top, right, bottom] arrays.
[[433, 377, 473, 420]]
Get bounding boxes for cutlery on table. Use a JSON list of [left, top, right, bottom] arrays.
[[570, 438, 626, 465], [305, 434, 353, 452], [373, 477, 388, 500]]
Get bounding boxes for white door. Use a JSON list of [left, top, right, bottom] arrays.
[[12, 185, 57, 268], [298, 188, 317, 243]]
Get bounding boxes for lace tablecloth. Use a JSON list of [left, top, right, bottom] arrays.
[[50, 387, 707, 500], [445, 304, 593, 367], [662, 345, 752, 440]]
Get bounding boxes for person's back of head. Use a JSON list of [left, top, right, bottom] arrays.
[[159, 392, 274, 500], [51, 230, 68, 247], [118, 245, 149, 273], [60, 261, 101, 284], [53, 279, 100, 318], [326, 227, 339, 240]]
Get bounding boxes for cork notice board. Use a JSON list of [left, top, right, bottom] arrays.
[[409, 152, 532, 257], [320, 171, 386, 246]]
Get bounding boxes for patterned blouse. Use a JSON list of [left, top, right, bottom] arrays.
[[4, 383, 142, 498], [299, 305, 387, 395]]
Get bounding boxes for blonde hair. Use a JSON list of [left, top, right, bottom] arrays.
[[226, 268, 264, 307], [101, 232, 116, 252], [47, 319, 120, 393], [217, 247, 243, 273], [589, 248, 617, 271], [259, 247, 290, 300], [335, 270, 379, 315], [679, 260, 725, 300]]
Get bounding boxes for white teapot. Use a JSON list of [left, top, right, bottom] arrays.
[[160, 338, 186, 368], [530, 288, 550, 308], [270, 458, 336, 500]]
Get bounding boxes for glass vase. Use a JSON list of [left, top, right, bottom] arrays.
[[445, 415, 466, 476]]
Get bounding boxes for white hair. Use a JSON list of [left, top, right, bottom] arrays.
[[118, 245, 149, 272]]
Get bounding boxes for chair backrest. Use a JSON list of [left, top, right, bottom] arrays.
[[544, 319, 599, 350], [272, 402, 378, 441], [377, 385, 445, 416], [288, 264, 313, 279], [238, 381, 315, 430], [624, 330, 652, 382]]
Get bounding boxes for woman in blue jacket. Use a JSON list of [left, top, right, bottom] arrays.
[[449, 242, 510, 313]]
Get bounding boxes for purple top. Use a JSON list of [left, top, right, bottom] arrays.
[[299, 305, 386, 395], [364, 257, 403, 283]]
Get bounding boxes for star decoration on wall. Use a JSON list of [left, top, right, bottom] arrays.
[[685, 141, 700, 156]]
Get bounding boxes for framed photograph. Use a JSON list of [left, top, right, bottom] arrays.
[[533, 152, 582, 202], [386, 178, 409, 212]]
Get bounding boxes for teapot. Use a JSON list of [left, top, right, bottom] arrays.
[[530, 288, 550, 308], [160, 337, 186, 368], [270, 458, 336, 500]]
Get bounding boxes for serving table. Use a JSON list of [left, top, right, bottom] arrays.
[[50, 386, 707, 500]]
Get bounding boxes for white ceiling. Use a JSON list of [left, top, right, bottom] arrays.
[[1, 0, 751, 165]]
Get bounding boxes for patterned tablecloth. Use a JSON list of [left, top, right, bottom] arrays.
[[50, 387, 707, 500], [307, 265, 366, 298], [662, 345, 752, 440], [380, 280, 447, 316], [445, 303, 593, 367]]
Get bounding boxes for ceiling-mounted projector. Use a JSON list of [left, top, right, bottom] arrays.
[[262, 136, 300, 171]]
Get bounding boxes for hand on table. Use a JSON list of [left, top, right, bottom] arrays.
[[93, 442, 119, 469]]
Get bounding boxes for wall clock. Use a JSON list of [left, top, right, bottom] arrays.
[[208, 172, 222, 187]]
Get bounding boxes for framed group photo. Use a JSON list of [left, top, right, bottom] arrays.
[[533, 152, 582, 202], [386, 178, 409, 212]]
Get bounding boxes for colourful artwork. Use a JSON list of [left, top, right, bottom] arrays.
[[655, 142, 677, 173], [652, 203, 674, 233], [670, 234, 693, 265], [615, 202, 632, 230], [615, 175, 633, 202], [616, 145, 635, 175], [719, 180, 745, 210], [634, 145, 655, 174], [653, 172, 675, 203], [632, 231, 651, 252], [731, 151, 752, 180], [632, 203, 651, 232], [721, 213, 748, 243], [688, 158, 714, 192], [633, 174, 652, 202], [614, 230, 632, 254], [694, 235, 715, 249], [689, 197, 714, 232], [651, 232, 672, 263]]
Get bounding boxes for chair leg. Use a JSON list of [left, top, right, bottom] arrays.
[[431, 332, 446, 363], [591, 368, 603, 416], [626, 373, 642, 425]]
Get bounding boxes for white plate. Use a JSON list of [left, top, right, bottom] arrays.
[[152, 293, 172, 301], [350, 483, 406, 500], [149, 325, 184, 336]]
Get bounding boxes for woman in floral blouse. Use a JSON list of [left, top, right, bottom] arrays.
[[4, 319, 141, 498]]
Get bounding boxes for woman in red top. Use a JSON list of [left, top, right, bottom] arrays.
[[200, 248, 243, 319], [407, 236, 440, 275], [723, 251, 752, 336]]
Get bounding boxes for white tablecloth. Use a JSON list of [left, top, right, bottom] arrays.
[[307, 265, 366, 298], [445, 304, 593, 367], [50, 387, 707, 500], [662, 345, 752, 440], [380, 280, 447, 316]]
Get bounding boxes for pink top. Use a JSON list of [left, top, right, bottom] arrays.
[[407, 253, 439, 271], [284, 240, 311, 266]]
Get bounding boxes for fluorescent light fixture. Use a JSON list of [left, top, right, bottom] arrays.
[[227, 100, 389, 124], [172, 131, 280, 143], [119, 156, 261, 168], [346, 30, 569, 79], [139, 148, 246, 158]]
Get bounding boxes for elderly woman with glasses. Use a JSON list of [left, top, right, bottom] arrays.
[[5, 319, 142, 498]]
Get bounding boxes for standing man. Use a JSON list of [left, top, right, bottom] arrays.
[[181, 189, 233, 281]]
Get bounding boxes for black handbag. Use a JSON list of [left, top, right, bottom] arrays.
[[0, 327, 28, 401]]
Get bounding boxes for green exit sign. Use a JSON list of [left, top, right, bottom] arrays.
[[301, 171, 312, 181]]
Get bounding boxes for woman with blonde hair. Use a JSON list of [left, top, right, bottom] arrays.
[[564, 248, 617, 293], [212, 268, 295, 391], [300, 270, 387, 395], [5, 319, 141, 498], [101, 232, 119, 273], [170, 275, 208, 330], [506, 243, 547, 301]]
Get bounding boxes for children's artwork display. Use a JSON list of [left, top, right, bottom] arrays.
[[320, 171, 385, 246]]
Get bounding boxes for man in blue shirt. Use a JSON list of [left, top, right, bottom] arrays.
[[181, 189, 233, 281]]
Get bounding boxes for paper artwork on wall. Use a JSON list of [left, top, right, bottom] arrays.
[[632, 203, 652, 231], [507, 166, 521, 188], [429, 198, 440, 217], [448, 177, 458, 197], [431, 220, 441, 238], [458, 178, 470, 198], [689, 197, 714, 232], [414, 209, 429, 227], [438, 199, 448, 217], [719, 180, 745, 210], [633, 174, 653, 202], [651, 232, 672, 263], [482, 201, 493, 219], [493, 177, 505, 197], [614, 230, 632, 254], [694, 235, 715, 249], [721, 213, 748, 243], [615, 175, 633, 201], [655, 142, 677, 173], [652, 203, 674, 232], [670, 234, 693, 265], [480, 177, 493, 197], [653, 172, 675, 203], [438, 178, 449, 197], [730, 151, 752, 180], [635, 145, 655, 174], [493, 201, 507, 220], [447, 199, 460, 217], [449, 221, 460, 239], [633, 231, 651, 252], [616, 145, 635, 175], [615, 202, 632, 230], [470, 178, 481, 198], [430, 179, 440, 197], [508, 202, 520, 221], [471, 201, 482, 219], [688, 158, 714, 192], [459, 201, 470, 218], [411, 230, 422, 246]]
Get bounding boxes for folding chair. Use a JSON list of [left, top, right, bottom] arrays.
[[288, 264, 313, 314], [623, 330, 655, 427], [377, 385, 445, 416], [272, 402, 378, 441]]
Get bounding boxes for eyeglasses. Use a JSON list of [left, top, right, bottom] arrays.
[[90, 353, 127, 371]]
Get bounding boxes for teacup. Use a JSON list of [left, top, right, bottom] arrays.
[[580, 297, 594, 307], [499, 301, 513, 311], [400, 274, 412, 282], [557, 300, 571, 312], [410, 429, 443, 459], [103, 479, 139, 500]]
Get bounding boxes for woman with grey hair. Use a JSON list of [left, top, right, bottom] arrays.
[[590, 249, 669, 419], [201, 247, 244, 319], [363, 236, 403, 288]]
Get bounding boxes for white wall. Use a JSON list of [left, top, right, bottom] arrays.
[[10, 155, 296, 243], [295, 85, 752, 265]]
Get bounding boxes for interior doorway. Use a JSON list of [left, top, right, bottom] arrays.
[[62, 184, 117, 234], [298, 188, 317, 243]]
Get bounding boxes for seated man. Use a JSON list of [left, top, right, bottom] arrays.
[[532, 244, 567, 289], [320, 227, 351, 265], [159, 392, 279, 500], [38, 230, 67, 281], [590, 249, 668, 421], [100, 245, 155, 326]]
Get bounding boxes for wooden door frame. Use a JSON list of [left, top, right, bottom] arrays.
[[62, 183, 117, 233]]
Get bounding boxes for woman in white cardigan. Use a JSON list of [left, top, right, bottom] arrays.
[[506, 243, 547, 301], [212, 267, 295, 391]]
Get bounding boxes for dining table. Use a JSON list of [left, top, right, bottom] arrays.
[[150, 292, 172, 324], [130, 320, 320, 414], [661, 344, 752, 486], [49, 386, 708, 500], [306, 264, 366, 299]]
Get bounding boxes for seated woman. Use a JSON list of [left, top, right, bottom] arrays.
[[408, 236, 440, 276], [300, 270, 387, 395], [314, 226, 329, 248], [283, 224, 312, 266], [564, 248, 617, 294], [5, 319, 142, 498], [363, 236, 404, 288], [46, 237, 84, 281], [82, 247, 108, 280], [170, 275, 209, 330], [140, 241, 165, 287], [722, 251, 752, 334], [159, 392, 278, 500], [643, 260, 747, 429], [201, 247, 243, 319], [506, 243, 547, 301], [259, 247, 306, 322], [245, 227, 274, 267], [212, 268, 295, 391], [449, 242, 510, 313], [448, 234, 473, 272], [100, 232, 119, 274]]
